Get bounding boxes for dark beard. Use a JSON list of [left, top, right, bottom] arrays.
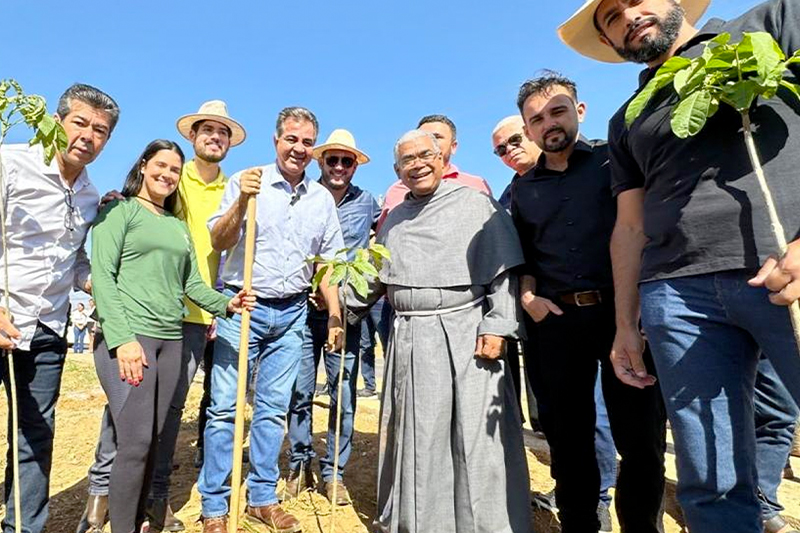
[[614, 4, 684, 64], [542, 126, 574, 153]]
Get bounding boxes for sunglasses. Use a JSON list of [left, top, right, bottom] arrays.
[[493, 133, 524, 157], [325, 155, 356, 169]]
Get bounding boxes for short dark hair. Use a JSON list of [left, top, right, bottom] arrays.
[[191, 119, 232, 138], [417, 114, 457, 140], [276, 107, 319, 138], [56, 83, 120, 132], [516, 71, 579, 113]]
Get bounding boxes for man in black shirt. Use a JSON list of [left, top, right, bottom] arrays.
[[511, 73, 666, 533], [559, 1, 800, 532]]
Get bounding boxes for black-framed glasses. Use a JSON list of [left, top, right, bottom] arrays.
[[64, 188, 76, 232], [399, 150, 438, 169], [493, 133, 524, 157], [325, 155, 356, 169]]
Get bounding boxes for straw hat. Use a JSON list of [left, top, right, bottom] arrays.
[[176, 100, 247, 146], [312, 129, 370, 164], [558, 0, 710, 63]]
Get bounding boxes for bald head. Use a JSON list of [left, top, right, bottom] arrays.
[[492, 115, 541, 174]]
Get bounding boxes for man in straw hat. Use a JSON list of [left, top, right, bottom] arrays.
[[198, 107, 344, 533], [558, 1, 800, 532], [283, 129, 379, 505], [77, 100, 245, 533]]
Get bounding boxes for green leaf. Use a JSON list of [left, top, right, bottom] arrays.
[[311, 265, 329, 293], [787, 49, 800, 65], [746, 31, 785, 80], [353, 258, 379, 278], [720, 79, 760, 111], [355, 248, 370, 264], [674, 63, 707, 98], [335, 247, 351, 256], [624, 57, 692, 127], [369, 243, 391, 259], [347, 267, 369, 298], [671, 89, 714, 138], [779, 79, 800, 102], [330, 264, 347, 285]]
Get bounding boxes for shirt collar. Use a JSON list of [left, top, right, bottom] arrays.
[[269, 163, 309, 193], [42, 150, 91, 191], [443, 163, 459, 179], [182, 159, 226, 189]]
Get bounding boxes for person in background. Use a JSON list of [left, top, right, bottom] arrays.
[[71, 303, 89, 354]]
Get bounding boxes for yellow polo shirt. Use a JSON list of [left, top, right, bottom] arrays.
[[175, 160, 227, 325]]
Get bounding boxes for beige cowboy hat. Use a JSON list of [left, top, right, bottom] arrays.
[[558, 0, 711, 63], [176, 100, 247, 146], [312, 129, 370, 165]]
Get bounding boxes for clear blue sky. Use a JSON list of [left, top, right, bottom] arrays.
[[1, 0, 761, 199]]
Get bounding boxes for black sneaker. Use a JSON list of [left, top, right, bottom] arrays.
[[357, 388, 377, 398], [597, 502, 612, 532]]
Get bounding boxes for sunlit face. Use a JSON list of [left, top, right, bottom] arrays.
[[139, 149, 182, 202], [319, 149, 358, 191], [274, 118, 316, 180], [190, 120, 231, 163], [418, 121, 457, 166], [394, 136, 444, 198], [521, 86, 585, 154], [492, 119, 541, 174], [55, 99, 113, 169], [595, 0, 685, 64]]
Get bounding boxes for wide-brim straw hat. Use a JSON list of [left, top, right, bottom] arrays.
[[312, 129, 370, 165], [176, 100, 246, 147], [558, 0, 711, 63]]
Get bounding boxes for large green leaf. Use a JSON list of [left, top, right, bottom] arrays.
[[671, 89, 715, 138], [720, 79, 760, 111], [311, 265, 329, 293], [747, 31, 786, 80], [330, 264, 348, 285], [347, 267, 369, 298], [353, 258, 379, 277], [779, 79, 800, 102]]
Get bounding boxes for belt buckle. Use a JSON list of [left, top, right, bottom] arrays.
[[574, 290, 600, 307]]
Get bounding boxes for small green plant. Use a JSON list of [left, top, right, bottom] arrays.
[[0, 79, 68, 164], [307, 241, 389, 532], [625, 32, 800, 348]]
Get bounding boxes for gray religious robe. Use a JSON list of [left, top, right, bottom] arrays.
[[350, 181, 531, 533]]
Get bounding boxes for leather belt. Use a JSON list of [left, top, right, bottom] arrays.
[[558, 290, 604, 307]]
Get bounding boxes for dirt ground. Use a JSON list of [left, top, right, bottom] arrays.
[[2, 351, 800, 533]]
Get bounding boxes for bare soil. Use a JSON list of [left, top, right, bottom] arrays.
[[2, 352, 800, 533]]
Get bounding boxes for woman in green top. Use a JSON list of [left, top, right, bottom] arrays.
[[90, 139, 253, 533]]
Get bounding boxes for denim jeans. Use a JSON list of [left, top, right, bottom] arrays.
[[754, 354, 798, 520], [287, 310, 361, 481], [595, 364, 618, 507], [640, 270, 800, 533], [1, 323, 67, 533], [198, 290, 307, 517], [359, 302, 380, 392], [73, 326, 86, 354]]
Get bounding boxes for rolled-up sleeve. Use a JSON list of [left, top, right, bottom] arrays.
[[477, 270, 521, 339]]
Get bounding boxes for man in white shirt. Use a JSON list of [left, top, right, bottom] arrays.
[[0, 83, 119, 533]]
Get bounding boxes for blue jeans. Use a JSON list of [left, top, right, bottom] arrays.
[[595, 366, 618, 507], [287, 311, 361, 481], [73, 327, 86, 353], [359, 299, 384, 392], [754, 354, 798, 521], [640, 270, 800, 533], [1, 323, 67, 533], [198, 290, 308, 517]]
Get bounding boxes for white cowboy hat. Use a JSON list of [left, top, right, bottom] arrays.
[[312, 129, 370, 164], [176, 100, 246, 146], [558, 0, 711, 63]]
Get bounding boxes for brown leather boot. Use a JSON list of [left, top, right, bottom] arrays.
[[245, 504, 301, 533], [278, 464, 314, 501], [320, 479, 351, 506], [75, 494, 108, 533], [146, 499, 186, 532], [200, 516, 228, 533]]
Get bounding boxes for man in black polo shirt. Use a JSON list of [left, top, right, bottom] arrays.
[[558, 1, 800, 532], [511, 73, 666, 533]]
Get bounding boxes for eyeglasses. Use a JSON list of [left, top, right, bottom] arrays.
[[64, 188, 76, 232], [493, 133, 524, 157], [398, 150, 438, 169], [325, 155, 356, 169]]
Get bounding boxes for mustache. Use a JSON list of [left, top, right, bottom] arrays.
[[544, 126, 566, 138], [625, 16, 658, 44]]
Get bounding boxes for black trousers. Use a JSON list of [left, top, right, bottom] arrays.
[[530, 299, 667, 533]]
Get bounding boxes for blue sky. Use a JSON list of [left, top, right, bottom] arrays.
[[2, 0, 761, 199]]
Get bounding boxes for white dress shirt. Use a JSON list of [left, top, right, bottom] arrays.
[[0, 144, 98, 350]]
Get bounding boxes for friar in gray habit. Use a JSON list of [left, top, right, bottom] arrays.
[[350, 129, 531, 533]]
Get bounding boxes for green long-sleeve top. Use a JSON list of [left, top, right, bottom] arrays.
[[91, 198, 230, 349]]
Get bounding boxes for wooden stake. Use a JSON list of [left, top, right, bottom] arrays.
[[229, 196, 257, 533], [741, 112, 800, 350]]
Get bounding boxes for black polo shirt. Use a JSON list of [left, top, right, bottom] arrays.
[[511, 138, 616, 298], [609, 0, 800, 283]]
